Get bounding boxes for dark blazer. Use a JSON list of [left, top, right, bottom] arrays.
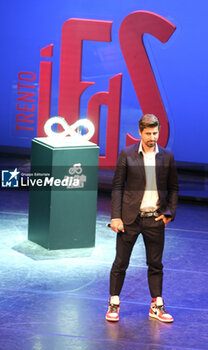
[[111, 142, 178, 225]]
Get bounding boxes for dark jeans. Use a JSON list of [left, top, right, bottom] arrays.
[[110, 215, 165, 298]]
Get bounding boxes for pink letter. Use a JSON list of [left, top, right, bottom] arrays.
[[87, 74, 122, 169], [58, 18, 112, 125], [119, 11, 176, 147]]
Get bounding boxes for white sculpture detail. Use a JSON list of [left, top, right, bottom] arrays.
[[44, 116, 95, 141]]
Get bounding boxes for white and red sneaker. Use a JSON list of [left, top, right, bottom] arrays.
[[105, 296, 120, 322], [149, 297, 174, 323]]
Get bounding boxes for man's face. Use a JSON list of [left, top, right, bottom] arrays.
[[139, 126, 159, 149]]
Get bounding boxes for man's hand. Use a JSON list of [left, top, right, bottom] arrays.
[[155, 214, 172, 227], [110, 219, 124, 233]]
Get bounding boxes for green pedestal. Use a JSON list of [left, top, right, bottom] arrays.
[[28, 137, 99, 250]]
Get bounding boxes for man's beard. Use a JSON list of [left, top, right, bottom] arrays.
[[146, 141, 156, 148]]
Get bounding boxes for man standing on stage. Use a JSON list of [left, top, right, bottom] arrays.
[[106, 114, 178, 323]]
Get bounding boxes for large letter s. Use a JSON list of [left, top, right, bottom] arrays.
[[119, 11, 176, 147]]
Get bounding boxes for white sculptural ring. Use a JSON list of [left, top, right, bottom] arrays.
[[44, 117, 95, 141]]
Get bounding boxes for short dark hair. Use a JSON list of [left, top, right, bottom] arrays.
[[139, 114, 160, 132]]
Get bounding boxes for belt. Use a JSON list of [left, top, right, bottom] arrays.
[[139, 211, 160, 218]]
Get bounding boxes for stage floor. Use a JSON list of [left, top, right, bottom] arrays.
[[0, 189, 207, 350]]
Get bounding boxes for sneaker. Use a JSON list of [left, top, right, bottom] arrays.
[[105, 298, 120, 322], [149, 297, 173, 323]]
